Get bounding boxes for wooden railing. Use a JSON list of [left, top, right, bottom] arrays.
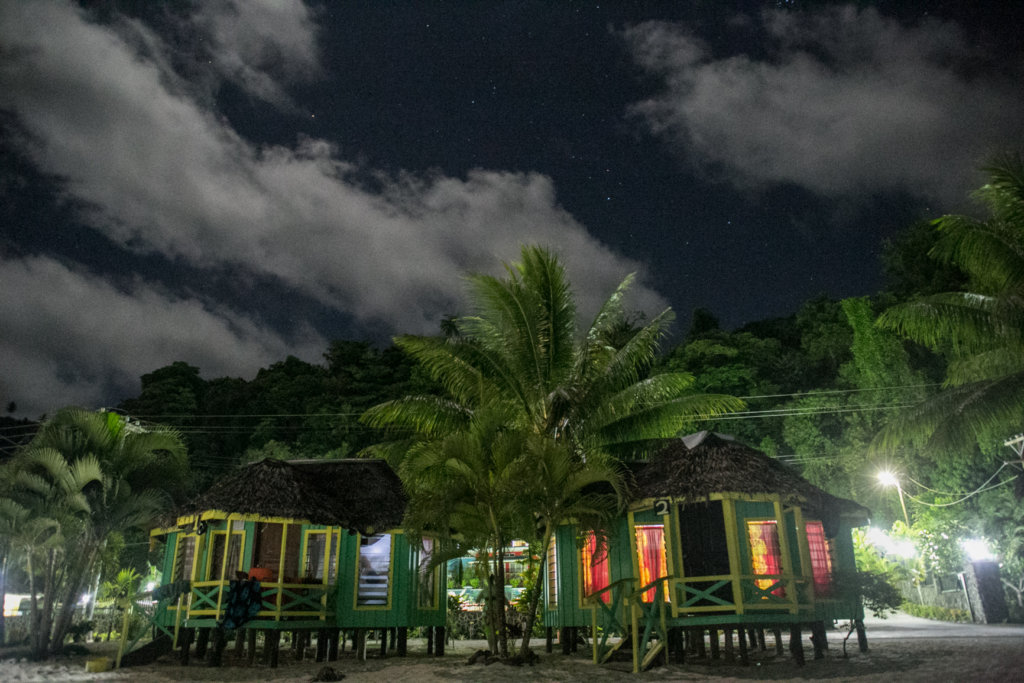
[[584, 576, 672, 673], [174, 579, 335, 622], [672, 573, 813, 615]]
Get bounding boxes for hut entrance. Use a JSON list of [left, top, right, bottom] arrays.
[[677, 501, 730, 606]]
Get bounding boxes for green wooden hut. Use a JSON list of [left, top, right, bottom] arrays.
[[148, 458, 446, 666], [542, 432, 869, 671]]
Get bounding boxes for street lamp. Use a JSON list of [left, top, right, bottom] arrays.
[[877, 470, 911, 527]]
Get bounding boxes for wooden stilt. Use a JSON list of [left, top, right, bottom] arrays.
[[772, 627, 784, 655], [723, 628, 734, 663], [855, 619, 868, 652], [246, 629, 257, 665], [380, 628, 388, 657], [545, 626, 553, 653], [234, 629, 245, 657], [327, 628, 339, 661], [756, 627, 766, 651], [789, 624, 805, 666], [179, 627, 194, 666], [397, 627, 408, 656], [738, 625, 749, 665], [195, 627, 210, 659], [209, 627, 226, 667], [426, 626, 434, 655], [435, 626, 446, 656], [708, 628, 720, 660], [696, 628, 707, 659], [268, 630, 282, 668], [811, 620, 827, 659], [669, 627, 685, 664], [354, 629, 367, 662], [561, 627, 571, 655], [295, 631, 306, 660], [316, 628, 327, 662]]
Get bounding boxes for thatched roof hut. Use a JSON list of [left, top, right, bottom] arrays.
[[184, 458, 407, 534], [632, 432, 868, 534]]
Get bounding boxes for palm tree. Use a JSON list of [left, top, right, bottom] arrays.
[[3, 408, 188, 656], [364, 245, 743, 655], [365, 246, 743, 460], [877, 154, 1024, 447]]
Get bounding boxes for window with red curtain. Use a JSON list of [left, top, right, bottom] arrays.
[[746, 520, 785, 597], [581, 533, 611, 603], [805, 521, 833, 597], [634, 524, 668, 602]]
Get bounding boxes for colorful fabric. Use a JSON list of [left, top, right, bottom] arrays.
[[634, 524, 668, 602], [747, 520, 785, 597], [218, 579, 263, 630], [805, 520, 833, 596], [581, 534, 611, 603]]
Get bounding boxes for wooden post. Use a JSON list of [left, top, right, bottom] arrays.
[[708, 627, 720, 659], [810, 620, 827, 659], [179, 627, 194, 666], [561, 627, 571, 655], [262, 630, 273, 666], [327, 628, 340, 661], [209, 627, 226, 667], [234, 629, 244, 657], [380, 628, 388, 657], [723, 628, 734, 662], [246, 629, 257, 665], [426, 626, 434, 654], [738, 625, 749, 665], [669, 627, 685, 664], [195, 627, 210, 659], [545, 626, 553, 653], [756, 627, 766, 651], [397, 627, 408, 656], [696, 628, 707, 659], [268, 630, 281, 668], [772, 627, 784, 655], [295, 631, 305, 660], [355, 629, 367, 662], [855, 619, 868, 652], [789, 624, 805, 666], [316, 628, 327, 662], [435, 626, 446, 656]]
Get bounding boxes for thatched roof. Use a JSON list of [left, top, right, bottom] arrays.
[[632, 432, 869, 532], [183, 458, 407, 534]]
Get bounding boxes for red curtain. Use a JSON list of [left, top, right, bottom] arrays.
[[581, 534, 611, 603], [747, 521, 784, 597], [634, 525, 668, 602], [805, 521, 833, 597]]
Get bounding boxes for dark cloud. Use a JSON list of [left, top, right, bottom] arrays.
[[0, 1, 665, 416], [624, 6, 1024, 207]]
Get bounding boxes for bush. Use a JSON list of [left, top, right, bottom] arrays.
[[901, 601, 971, 623]]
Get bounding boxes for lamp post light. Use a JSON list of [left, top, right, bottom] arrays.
[[877, 470, 911, 527]]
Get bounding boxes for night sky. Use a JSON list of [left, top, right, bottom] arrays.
[[1, 1, 1022, 418]]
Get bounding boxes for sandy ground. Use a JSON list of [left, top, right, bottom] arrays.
[[3, 614, 1023, 682]]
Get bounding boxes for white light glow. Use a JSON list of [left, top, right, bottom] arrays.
[[962, 538, 995, 562], [877, 471, 899, 487]]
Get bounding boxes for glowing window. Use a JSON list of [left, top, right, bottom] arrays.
[[581, 533, 611, 603], [634, 524, 668, 602], [805, 521, 833, 596], [747, 520, 785, 597]]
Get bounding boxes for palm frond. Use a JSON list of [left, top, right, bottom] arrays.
[[878, 293, 1000, 353]]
